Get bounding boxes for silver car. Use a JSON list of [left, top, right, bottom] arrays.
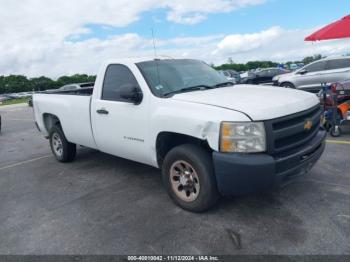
[[217, 70, 240, 84], [273, 57, 350, 92]]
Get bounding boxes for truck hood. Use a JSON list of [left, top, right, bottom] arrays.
[[171, 85, 319, 121]]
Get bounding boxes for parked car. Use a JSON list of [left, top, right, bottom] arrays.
[[273, 56, 350, 92], [0, 96, 7, 103], [7, 93, 21, 99], [0, 94, 11, 103], [17, 92, 33, 98], [218, 70, 241, 84], [33, 58, 326, 212], [241, 68, 289, 85], [240, 71, 249, 78], [218, 70, 235, 83]]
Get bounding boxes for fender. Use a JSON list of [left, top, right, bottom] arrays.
[[148, 98, 251, 167]]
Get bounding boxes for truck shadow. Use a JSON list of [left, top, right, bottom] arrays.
[[74, 146, 311, 218]]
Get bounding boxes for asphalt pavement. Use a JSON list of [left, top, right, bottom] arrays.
[[0, 104, 349, 255]]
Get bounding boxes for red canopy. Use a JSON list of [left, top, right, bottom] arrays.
[[305, 15, 350, 41]]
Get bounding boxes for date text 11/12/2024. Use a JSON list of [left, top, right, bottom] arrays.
[[127, 255, 219, 261]]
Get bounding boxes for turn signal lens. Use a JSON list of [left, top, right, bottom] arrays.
[[221, 122, 234, 137], [221, 139, 236, 152]]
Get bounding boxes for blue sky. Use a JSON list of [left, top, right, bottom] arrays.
[[72, 0, 350, 41]]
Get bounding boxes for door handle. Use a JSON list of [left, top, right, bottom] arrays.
[[97, 109, 109, 115]]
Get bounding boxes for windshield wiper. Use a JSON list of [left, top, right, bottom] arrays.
[[163, 82, 234, 97], [163, 85, 214, 97]]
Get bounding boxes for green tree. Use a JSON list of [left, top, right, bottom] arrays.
[[302, 54, 323, 65], [0, 74, 96, 94], [0, 75, 31, 93], [30, 76, 56, 91], [0, 76, 4, 94]]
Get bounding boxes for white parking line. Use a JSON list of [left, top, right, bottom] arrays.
[[0, 155, 52, 171], [0, 103, 27, 110]]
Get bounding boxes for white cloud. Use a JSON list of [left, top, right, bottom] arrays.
[[213, 26, 350, 63], [165, 0, 265, 24], [1, 34, 222, 77], [0, 0, 266, 76], [0, 1, 348, 77], [213, 26, 282, 54]]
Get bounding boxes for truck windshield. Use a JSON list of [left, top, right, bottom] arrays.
[[136, 59, 231, 97]]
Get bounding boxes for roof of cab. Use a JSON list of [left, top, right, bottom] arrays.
[[104, 56, 175, 65]]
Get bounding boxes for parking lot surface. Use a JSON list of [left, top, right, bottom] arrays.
[[0, 104, 350, 255]]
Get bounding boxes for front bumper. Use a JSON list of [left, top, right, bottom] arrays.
[[213, 130, 326, 195]]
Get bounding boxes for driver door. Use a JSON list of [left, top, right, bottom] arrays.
[[91, 64, 150, 165]]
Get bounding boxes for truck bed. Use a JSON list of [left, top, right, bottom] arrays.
[[33, 90, 97, 149]]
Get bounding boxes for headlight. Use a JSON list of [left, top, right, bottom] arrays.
[[220, 122, 266, 153]]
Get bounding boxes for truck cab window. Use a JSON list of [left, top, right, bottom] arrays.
[[102, 64, 139, 101]]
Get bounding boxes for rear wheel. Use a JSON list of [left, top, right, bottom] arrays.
[[49, 125, 76, 162], [162, 144, 219, 212], [280, 82, 295, 89]]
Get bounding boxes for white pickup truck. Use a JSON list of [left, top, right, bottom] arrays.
[[33, 58, 326, 212]]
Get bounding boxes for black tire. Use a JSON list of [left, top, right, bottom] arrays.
[[162, 144, 219, 212], [49, 125, 76, 162], [330, 125, 341, 137], [280, 82, 295, 89]]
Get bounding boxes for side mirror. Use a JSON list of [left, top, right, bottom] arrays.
[[119, 85, 143, 105], [298, 69, 308, 75]]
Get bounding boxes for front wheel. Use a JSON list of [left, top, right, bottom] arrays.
[[49, 125, 76, 162], [162, 144, 219, 212]]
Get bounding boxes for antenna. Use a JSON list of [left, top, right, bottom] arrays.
[[151, 28, 161, 87], [151, 28, 158, 59]]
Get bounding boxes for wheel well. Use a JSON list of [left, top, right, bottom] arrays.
[[156, 132, 211, 167], [43, 113, 61, 133]]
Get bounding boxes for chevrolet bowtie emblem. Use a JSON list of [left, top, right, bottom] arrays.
[[304, 120, 313, 131]]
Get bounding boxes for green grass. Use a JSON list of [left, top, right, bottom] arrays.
[[0, 97, 29, 106]]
